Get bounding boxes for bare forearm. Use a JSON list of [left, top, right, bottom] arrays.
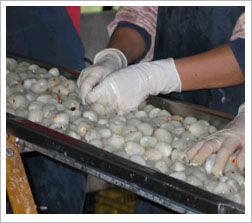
[[175, 44, 244, 91], [107, 27, 146, 64]]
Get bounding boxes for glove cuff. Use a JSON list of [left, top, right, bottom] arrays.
[[168, 58, 182, 93], [94, 48, 128, 69], [148, 58, 182, 95], [238, 103, 245, 115]]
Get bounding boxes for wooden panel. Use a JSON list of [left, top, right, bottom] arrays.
[[6, 136, 37, 214]]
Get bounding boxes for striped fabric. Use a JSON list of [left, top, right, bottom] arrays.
[[230, 12, 245, 41], [107, 6, 158, 62]]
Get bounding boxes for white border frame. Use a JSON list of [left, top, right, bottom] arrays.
[[1, 1, 251, 222]]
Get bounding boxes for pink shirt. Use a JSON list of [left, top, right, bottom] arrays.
[[107, 6, 158, 62]]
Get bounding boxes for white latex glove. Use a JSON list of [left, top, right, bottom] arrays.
[[86, 58, 182, 113], [187, 103, 245, 176], [77, 48, 127, 104]]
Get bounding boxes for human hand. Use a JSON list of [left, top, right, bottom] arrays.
[[187, 103, 245, 176], [86, 58, 181, 113], [77, 48, 127, 104]]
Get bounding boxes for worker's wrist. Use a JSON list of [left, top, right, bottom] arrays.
[[146, 58, 182, 95], [94, 48, 128, 69], [167, 58, 182, 93]]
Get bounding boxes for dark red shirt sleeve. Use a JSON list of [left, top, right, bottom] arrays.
[[65, 6, 81, 35]]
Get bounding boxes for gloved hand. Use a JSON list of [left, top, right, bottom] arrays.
[[187, 103, 245, 176], [86, 58, 182, 113], [77, 48, 127, 104]]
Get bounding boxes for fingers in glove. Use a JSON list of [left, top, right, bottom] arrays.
[[77, 71, 85, 87], [87, 76, 118, 107], [236, 144, 245, 170], [80, 82, 92, 105], [86, 85, 101, 105], [190, 139, 221, 166], [187, 140, 206, 161], [80, 71, 104, 104], [212, 137, 240, 176], [77, 67, 92, 87]]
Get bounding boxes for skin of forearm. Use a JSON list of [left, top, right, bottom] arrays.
[[107, 27, 146, 64], [175, 44, 245, 91]]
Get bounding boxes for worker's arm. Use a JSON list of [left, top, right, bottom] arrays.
[[87, 42, 244, 112], [106, 6, 158, 62], [86, 11, 245, 110], [107, 27, 146, 64], [176, 43, 244, 91]]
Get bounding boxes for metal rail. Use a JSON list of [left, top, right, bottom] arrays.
[[6, 112, 244, 214]]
